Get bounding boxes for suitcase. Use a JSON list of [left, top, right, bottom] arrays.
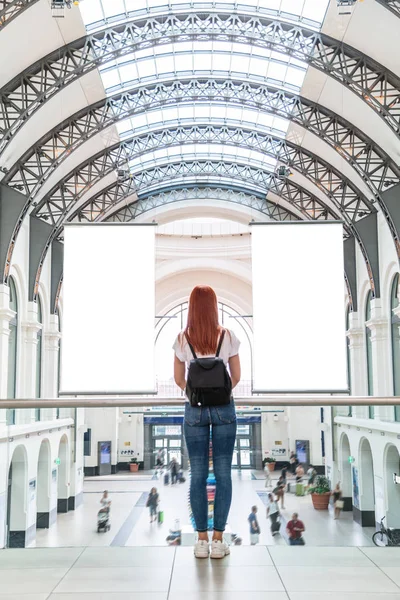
[[296, 482, 305, 496], [158, 510, 164, 524], [164, 473, 169, 485]]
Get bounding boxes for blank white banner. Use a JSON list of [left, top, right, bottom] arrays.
[[252, 222, 348, 393], [61, 224, 156, 394]]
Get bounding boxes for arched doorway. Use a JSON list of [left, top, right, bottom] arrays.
[[385, 444, 400, 527], [357, 438, 376, 527], [36, 440, 51, 529], [7, 445, 28, 547], [57, 435, 69, 513], [339, 433, 352, 511]]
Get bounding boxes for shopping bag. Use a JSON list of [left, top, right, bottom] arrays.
[[158, 510, 164, 524]]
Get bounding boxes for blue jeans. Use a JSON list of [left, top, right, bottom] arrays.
[[184, 400, 237, 532]]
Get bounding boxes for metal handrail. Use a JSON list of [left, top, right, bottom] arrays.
[[0, 396, 400, 408]]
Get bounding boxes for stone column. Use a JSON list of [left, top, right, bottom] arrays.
[[346, 312, 367, 419], [41, 314, 61, 421], [366, 299, 392, 421], [0, 285, 15, 425]]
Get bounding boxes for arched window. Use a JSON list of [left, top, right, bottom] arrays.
[[390, 274, 400, 422], [35, 296, 43, 421], [365, 291, 374, 419], [7, 277, 18, 426], [345, 305, 352, 417]]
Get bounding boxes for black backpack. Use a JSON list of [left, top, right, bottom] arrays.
[[185, 329, 232, 407]]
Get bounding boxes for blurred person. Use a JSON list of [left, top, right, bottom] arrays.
[[289, 451, 298, 475], [264, 462, 273, 488], [100, 490, 111, 512], [248, 505, 260, 545], [306, 464, 317, 488], [173, 285, 241, 559], [286, 512, 305, 546], [295, 463, 305, 482], [266, 493, 280, 536], [169, 457, 179, 485], [332, 483, 344, 520], [274, 477, 286, 510], [146, 487, 160, 523]]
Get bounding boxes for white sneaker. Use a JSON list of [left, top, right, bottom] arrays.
[[210, 539, 230, 559], [194, 540, 210, 559]]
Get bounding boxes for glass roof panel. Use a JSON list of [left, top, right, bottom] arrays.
[[80, 1, 330, 32], [79, 2, 329, 188]]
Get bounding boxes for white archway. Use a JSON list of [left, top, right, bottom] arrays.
[[57, 435, 70, 513], [7, 445, 28, 547], [36, 439, 51, 529], [340, 433, 352, 504], [358, 438, 376, 527], [384, 444, 400, 527]]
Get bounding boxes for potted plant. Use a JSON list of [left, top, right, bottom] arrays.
[[265, 457, 276, 472], [309, 475, 331, 510], [129, 457, 139, 473]]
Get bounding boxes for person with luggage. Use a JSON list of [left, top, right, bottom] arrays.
[[286, 512, 305, 546], [169, 457, 179, 485], [173, 285, 241, 559], [266, 493, 280, 536], [331, 483, 343, 520], [146, 487, 160, 523], [248, 505, 260, 545]]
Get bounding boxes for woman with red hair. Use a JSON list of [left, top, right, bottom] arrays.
[[173, 285, 241, 559]]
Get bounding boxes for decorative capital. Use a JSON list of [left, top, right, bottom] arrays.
[[365, 317, 388, 342], [346, 327, 364, 348], [0, 307, 16, 323]]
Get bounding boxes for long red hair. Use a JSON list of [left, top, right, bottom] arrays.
[[184, 285, 221, 355]]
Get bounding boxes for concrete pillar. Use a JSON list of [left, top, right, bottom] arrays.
[[346, 312, 367, 419], [0, 285, 15, 425], [41, 314, 61, 421], [18, 302, 41, 425], [366, 299, 392, 421]]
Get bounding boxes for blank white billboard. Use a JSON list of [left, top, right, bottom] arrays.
[[61, 224, 156, 395], [252, 222, 348, 393]]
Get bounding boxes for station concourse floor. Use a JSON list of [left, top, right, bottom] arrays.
[[35, 470, 376, 548], [3, 471, 399, 598]]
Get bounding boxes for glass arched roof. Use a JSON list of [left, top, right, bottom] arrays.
[[77, 0, 327, 189], [80, 0, 330, 32]]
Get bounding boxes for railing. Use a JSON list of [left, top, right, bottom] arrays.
[[1, 396, 400, 408]]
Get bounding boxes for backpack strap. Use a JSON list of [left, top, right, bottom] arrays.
[[185, 329, 226, 358], [216, 329, 226, 357]]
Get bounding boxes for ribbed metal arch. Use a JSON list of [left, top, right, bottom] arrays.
[[1, 7, 400, 158], [31, 159, 379, 302], [30, 122, 374, 226], [0, 0, 38, 29], [6, 77, 398, 202]]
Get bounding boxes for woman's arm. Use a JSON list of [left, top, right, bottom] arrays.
[[228, 354, 241, 388], [174, 355, 186, 390]]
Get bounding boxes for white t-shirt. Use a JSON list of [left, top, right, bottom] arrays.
[[173, 329, 240, 366]]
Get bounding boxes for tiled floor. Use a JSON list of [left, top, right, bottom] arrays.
[[34, 471, 375, 548], [0, 546, 399, 599]]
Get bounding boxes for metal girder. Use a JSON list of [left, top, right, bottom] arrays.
[[85, 184, 300, 225], [0, 0, 38, 28], [1, 7, 400, 157], [376, 0, 400, 17], [5, 77, 399, 274], [7, 77, 398, 202], [31, 158, 342, 300], [31, 122, 375, 227]]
